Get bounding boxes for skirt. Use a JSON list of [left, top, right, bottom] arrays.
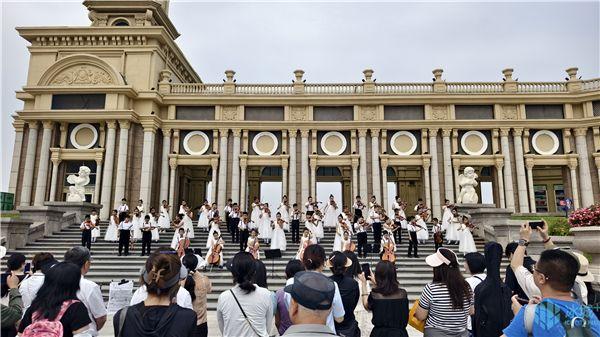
[[258, 218, 272, 239], [197, 213, 209, 229], [270, 228, 286, 251], [459, 230, 477, 253], [104, 224, 118, 241]]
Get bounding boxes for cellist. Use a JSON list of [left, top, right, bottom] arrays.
[[341, 230, 356, 252], [175, 228, 190, 258], [380, 230, 396, 263], [245, 228, 260, 260], [207, 231, 224, 267]]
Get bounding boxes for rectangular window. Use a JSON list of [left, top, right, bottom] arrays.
[[384, 105, 425, 120], [525, 104, 564, 119], [454, 105, 494, 119], [176, 106, 215, 120], [313, 106, 354, 121], [51, 94, 106, 109], [554, 184, 565, 209], [534, 185, 549, 213], [593, 101, 600, 117], [245, 106, 284, 121]]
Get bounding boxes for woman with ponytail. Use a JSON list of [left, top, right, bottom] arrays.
[[327, 251, 360, 337], [217, 252, 273, 337], [182, 253, 212, 337], [113, 251, 197, 337]]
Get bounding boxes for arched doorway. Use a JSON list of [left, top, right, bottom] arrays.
[[387, 166, 423, 216], [315, 166, 351, 208], [177, 166, 212, 209], [247, 166, 283, 209]]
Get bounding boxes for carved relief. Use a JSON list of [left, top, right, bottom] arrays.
[[501, 105, 518, 120], [431, 105, 448, 120], [359, 106, 378, 120], [221, 106, 239, 120], [290, 106, 308, 121], [50, 65, 113, 86]]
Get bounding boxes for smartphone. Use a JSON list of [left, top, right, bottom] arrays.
[[529, 221, 544, 230], [24, 262, 31, 274], [515, 297, 529, 305], [361, 263, 371, 278]]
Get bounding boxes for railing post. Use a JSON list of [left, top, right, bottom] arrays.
[[224, 70, 236, 94], [566, 67, 582, 92], [158, 69, 172, 94], [502, 68, 517, 93], [363, 69, 375, 94], [432, 68, 446, 93], [293, 69, 305, 94]]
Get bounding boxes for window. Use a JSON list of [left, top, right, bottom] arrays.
[[384, 106, 425, 120], [534, 185, 548, 213], [316, 167, 342, 177], [313, 106, 353, 121], [51, 94, 105, 109], [261, 166, 283, 176], [593, 101, 600, 117], [245, 107, 284, 121], [525, 105, 564, 119], [554, 184, 565, 209], [113, 19, 130, 26], [176, 106, 215, 120], [455, 105, 494, 120]]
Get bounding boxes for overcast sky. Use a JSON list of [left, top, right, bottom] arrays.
[[1, 0, 599, 192]]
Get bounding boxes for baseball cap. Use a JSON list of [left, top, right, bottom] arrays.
[[426, 248, 458, 267], [284, 271, 335, 310]]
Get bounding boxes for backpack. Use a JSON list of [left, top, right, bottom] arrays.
[[524, 301, 595, 337], [21, 299, 79, 337]]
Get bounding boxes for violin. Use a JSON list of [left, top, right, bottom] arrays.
[[207, 239, 223, 265], [381, 241, 396, 263], [248, 238, 260, 259]]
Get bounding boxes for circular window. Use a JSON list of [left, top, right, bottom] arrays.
[[390, 131, 417, 156], [320, 131, 347, 156], [461, 131, 488, 156], [70, 124, 98, 149], [183, 131, 210, 155], [532, 130, 559, 155], [252, 132, 278, 156]]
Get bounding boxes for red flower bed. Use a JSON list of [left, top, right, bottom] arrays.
[[569, 204, 600, 227]]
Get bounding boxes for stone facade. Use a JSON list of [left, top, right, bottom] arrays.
[[7, 1, 600, 219]]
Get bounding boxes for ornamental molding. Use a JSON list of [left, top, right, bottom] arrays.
[[220, 106, 239, 120], [501, 105, 519, 120], [290, 106, 309, 121], [50, 65, 114, 86], [38, 54, 124, 86], [358, 106, 378, 121], [430, 105, 448, 120]]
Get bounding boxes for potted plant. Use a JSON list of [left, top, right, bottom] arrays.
[[569, 204, 600, 282]]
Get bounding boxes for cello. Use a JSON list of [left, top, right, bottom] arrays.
[[207, 237, 223, 266], [381, 240, 396, 263]]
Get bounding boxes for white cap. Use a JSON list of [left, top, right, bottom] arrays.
[[573, 252, 594, 282], [425, 248, 458, 267]]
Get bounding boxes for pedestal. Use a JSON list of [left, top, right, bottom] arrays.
[[456, 203, 515, 248], [44, 201, 103, 224], [16, 206, 66, 236], [0, 218, 33, 249], [571, 226, 600, 282]]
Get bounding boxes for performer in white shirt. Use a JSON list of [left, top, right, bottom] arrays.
[[131, 208, 143, 242], [407, 216, 420, 258], [149, 207, 160, 241], [80, 215, 95, 250], [310, 211, 324, 243], [353, 216, 370, 258], [258, 203, 273, 243], [170, 213, 185, 249], [250, 197, 262, 224], [352, 195, 366, 224], [117, 215, 134, 256], [90, 209, 100, 242], [223, 198, 233, 236], [104, 209, 119, 242], [206, 214, 221, 248], [229, 203, 241, 243], [181, 205, 195, 239], [136, 199, 145, 218], [446, 207, 461, 245], [333, 215, 347, 252], [441, 199, 453, 232], [289, 203, 302, 243], [197, 201, 210, 231], [304, 196, 318, 217], [296, 228, 313, 260], [238, 212, 251, 251], [458, 215, 478, 253], [117, 198, 129, 222], [246, 229, 261, 259], [277, 196, 290, 231], [206, 232, 225, 268], [140, 214, 155, 256], [158, 199, 171, 232]]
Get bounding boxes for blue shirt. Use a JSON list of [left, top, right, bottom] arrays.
[[503, 298, 600, 337]]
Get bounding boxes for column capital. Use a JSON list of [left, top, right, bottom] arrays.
[[494, 160, 504, 170], [231, 129, 242, 138], [162, 128, 172, 137], [441, 128, 452, 137], [525, 159, 535, 170], [513, 128, 524, 137], [288, 129, 298, 138], [380, 157, 388, 169], [428, 128, 439, 136], [422, 158, 431, 170], [240, 156, 248, 168], [169, 158, 178, 170], [300, 129, 310, 138], [106, 120, 118, 129], [219, 129, 229, 138], [351, 158, 359, 169], [42, 121, 54, 129], [51, 157, 62, 166], [118, 120, 131, 130], [574, 127, 588, 137], [499, 128, 511, 137], [281, 158, 289, 169], [59, 122, 69, 133], [142, 126, 158, 134], [568, 159, 578, 170], [370, 128, 380, 137], [309, 158, 318, 169], [357, 129, 368, 138], [453, 158, 461, 170], [28, 121, 39, 130]]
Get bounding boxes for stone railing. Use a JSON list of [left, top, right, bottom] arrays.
[[170, 83, 224, 94], [582, 78, 600, 91], [236, 84, 294, 95], [304, 83, 363, 94], [517, 82, 567, 93], [447, 82, 504, 93], [375, 83, 433, 94]]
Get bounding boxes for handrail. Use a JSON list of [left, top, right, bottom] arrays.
[[517, 82, 567, 93]]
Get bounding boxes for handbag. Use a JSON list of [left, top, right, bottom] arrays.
[[408, 299, 425, 332]]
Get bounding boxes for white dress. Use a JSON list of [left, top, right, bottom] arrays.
[[332, 222, 344, 252], [250, 203, 262, 225], [277, 204, 290, 231], [170, 225, 184, 249], [158, 205, 171, 229], [296, 236, 311, 260], [150, 216, 160, 241], [182, 212, 195, 239], [312, 218, 324, 240], [270, 221, 287, 251], [416, 217, 429, 242], [104, 216, 118, 242], [258, 211, 272, 240], [459, 225, 477, 253], [132, 215, 143, 240], [322, 202, 340, 229], [91, 214, 100, 240], [446, 217, 461, 243], [206, 221, 221, 248], [206, 237, 224, 266], [197, 207, 210, 230], [442, 206, 453, 232]]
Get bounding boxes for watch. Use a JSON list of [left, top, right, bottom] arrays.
[[518, 239, 529, 247]]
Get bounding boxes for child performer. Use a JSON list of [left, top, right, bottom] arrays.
[[170, 213, 184, 249], [258, 203, 273, 244], [446, 207, 461, 245], [277, 196, 290, 231], [312, 209, 324, 243], [90, 209, 100, 243], [131, 208, 143, 243], [296, 228, 313, 260], [246, 229, 261, 260], [250, 197, 262, 225], [175, 228, 191, 258], [206, 232, 225, 268], [333, 215, 347, 252], [206, 214, 221, 248], [458, 215, 477, 253], [140, 214, 154, 256], [197, 202, 210, 231], [380, 231, 396, 263], [415, 214, 429, 244], [149, 208, 160, 242], [158, 199, 171, 233], [229, 203, 240, 243], [117, 214, 133, 256], [104, 209, 119, 242], [80, 215, 94, 250], [270, 212, 287, 251], [393, 209, 404, 244], [441, 199, 453, 232], [238, 212, 251, 251], [181, 206, 195, 239], [290, 203, 302, 244], [341, 231, 356, 252], [432, 217, 443, 251], [353, 216, 370, 258], [407, 216, 420, 258], [117, 198, 129, 222]]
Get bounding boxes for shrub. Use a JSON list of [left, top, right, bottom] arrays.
[[568, 204, 600, 227]]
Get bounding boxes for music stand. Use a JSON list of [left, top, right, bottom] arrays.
[[264, 249, 282, 278]]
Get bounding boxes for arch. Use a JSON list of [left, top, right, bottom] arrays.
[[37, 54, 125, 86], [260, 166, 282, 177]]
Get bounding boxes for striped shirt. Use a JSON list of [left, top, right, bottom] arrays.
[[418, 282, 473, 333]]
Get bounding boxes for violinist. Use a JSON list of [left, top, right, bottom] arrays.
[[341, 230, 356, 252], [370, 205, 383, 252], [207, 231, 225, 268], [432, 217, 443, 250], [393, 209, 404, 244], [246, 229, 260, 260], [80, 214, 95, 251], [304, 196, 316, 217], [238, 211, 251, 251], [140, 214, 154, 256], [458, 215, 478, 253], [380, 231, 396, 263], [407, 216, 420, 258], [352, 195, 365, 223], [353, 216, 370, 258]]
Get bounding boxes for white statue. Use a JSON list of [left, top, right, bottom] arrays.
[[457, 167, 479, 204], [66, 166, 91, 202]]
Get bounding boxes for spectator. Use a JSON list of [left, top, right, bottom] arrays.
[[464, 252, 486, 334], [501, 248, 600, 337], [1, 272, 23, 337], [114, 250, 196, 336], [345, 251, 372, 336], [130, 247, 193, 309], [1, 253, 27, 298], [474, 242, 513, 337], [276, 259, 304, 335], [283, 271, 337, 336], [253, 259, 269, 288], [217, 252, 273, 337], [19, 252, 57, 311], [415, 248, 473, 337], [504, 242, 535, 300], [327, 251, 360, 337], [182, 253, 212, 337], [359, 261, 409, 337], [18, 262, 91, 337], [64, 246, 107, 336], [286, 244, 345, 334]]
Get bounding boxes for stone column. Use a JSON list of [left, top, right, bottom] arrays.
[[300, 129, 310, 202], [231, 129, 241, 203], [100, 121, 117, 219], [371, 129, 381, 202], [113, 120, 130, 208], [168, 161, 177, 208], [20, 122, 39, 206], [34, 121, 54, 205], [513, 128, 530, 213], [454, 164, 461, 199], [423, 160, 432, 209], [568, 161, 580, 210], [358, 129, 368, 198], [240, 158, 247, 210], [49, 158, 61, 202], [159, 129, 171, 203], [441, 129, 454, 202], [381, 160, 388, 212], [217, 129, 229, 208], [288, 130, 297, 205], [429, 128, 442, 219], [574, 128, 594, 208], [282, 159, 288, 199], [93, 158, 102, 204], [139, 125, 157, 206], [310, 159, 317, 200], [211, 161, 218, 204], [500, 129, 516, 211], [352, 159, 359, 200], [495, 162, 506, 208], [8, 122, 25, 195], [526, 161, 536, 213]]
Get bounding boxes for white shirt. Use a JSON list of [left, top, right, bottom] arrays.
[[118, 221, 133, 230], [130, 285, 193, 309], [19, 272, 45, 310], [217, 284, 274, 337], [354, 222, 367, 234], [78, 276, 108, 336], [117, 204, 129, 213], [305, 202, 314, 211], [513, 265, 588, 304], [238, 220, 249, 230], [465, 273, 487, 330]]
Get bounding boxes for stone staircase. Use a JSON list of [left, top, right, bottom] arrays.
[[4, 223, 507, 310]]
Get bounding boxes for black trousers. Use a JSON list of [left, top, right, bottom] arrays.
[[118, 230, 130, 255], [141, 231, 152, 255], [224, 212, 231, 233], [372, 222, 382, 252], [357, 232, 368, 257], [81, 229, 91, 250], [239, 229, 249, 251], [291, 220, 300, 243], [408, 231, 418, 257], [394, 222, 402, 244], [193, 322, 208, 337], [230, 218, 240, 243]]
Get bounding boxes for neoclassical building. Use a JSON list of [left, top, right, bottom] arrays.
[[7, 0, 600, 220]]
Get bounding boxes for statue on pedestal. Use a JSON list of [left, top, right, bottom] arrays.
[[66, 166, 91, 202], [457, 167, 479, 204]]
